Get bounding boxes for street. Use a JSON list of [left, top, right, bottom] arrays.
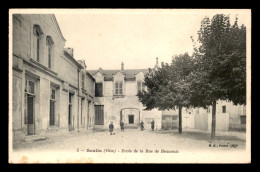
[[13, 128, 246, 153]]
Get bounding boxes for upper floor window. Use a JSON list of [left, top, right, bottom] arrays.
[[46, 36, 54, 69], [137, 81, 145, 93], [95, 83, 103, 97], [50, 89, 56, 100], [82, 73, 85, 89], [115, 81, 123, 95], [25, 79, 35, 94], [33, 25, 42, 62]]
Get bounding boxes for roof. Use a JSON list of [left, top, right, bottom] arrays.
[[63, 51, 83, 70], [87, 69, 149, 81]]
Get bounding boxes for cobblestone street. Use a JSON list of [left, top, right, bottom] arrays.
[[13, 128, 246, 153]]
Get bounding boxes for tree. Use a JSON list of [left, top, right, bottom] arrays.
[[190, 14, 246, 141], [138, 53, 194, 134]]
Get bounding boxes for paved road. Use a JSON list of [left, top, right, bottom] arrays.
[[13, 128, 246, 153]]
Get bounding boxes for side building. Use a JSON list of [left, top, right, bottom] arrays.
[[161, 101, 246, 132], [11, 14, 95, 142]]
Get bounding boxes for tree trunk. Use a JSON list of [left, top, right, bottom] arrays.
[[178, 106, 182, 134], [211, 101, 217, 141]]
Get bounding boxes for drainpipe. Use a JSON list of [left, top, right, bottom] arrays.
[[77, 69, 80, 132]]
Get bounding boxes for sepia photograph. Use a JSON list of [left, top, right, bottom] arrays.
[[9, 8, 251, 164]]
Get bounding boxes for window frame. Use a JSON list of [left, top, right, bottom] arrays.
[[137, 80, 145, 93], [33, 26, 41, 62], [115, 81, 123, 95], [46, 36, 54, 69], [25, 79, 35, 96], [81, 73, 85, 89], [95, 82, 103, 97]]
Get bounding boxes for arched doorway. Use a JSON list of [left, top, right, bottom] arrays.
[[120, 108, 140, 129]]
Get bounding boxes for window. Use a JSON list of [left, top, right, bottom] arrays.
[[51, 89, 55, 100], [81, 98, 83, 125], [137, 81, 145, 93], [222, 106, 226, 113], [46, 36, 54, 69], [82, 73, 85, 89], [95, 83, 103, 97], [115, 81, 123, 95], [33, 26, 41, 62], [240, 116, 246, 124], [25, 79, 35, 94]]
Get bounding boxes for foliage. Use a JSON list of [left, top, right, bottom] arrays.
[[138, 53, 194, 111], [190, 14, 246, 106]]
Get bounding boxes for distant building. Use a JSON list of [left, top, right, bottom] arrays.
[[161, 101, 246, 131], [11, 14, 95, 142], [88, 60, 162, 130]]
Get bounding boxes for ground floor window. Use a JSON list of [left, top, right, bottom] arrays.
[[240, 115, 246, 124], [95, 105, 104, 125]]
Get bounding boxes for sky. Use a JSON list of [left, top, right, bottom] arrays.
[[54, 9, 250, 70]]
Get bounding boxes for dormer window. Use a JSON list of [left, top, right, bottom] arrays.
[[115, 81, 123, 95], [137, 81, 145, 93]]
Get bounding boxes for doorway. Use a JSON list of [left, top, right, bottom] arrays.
[[68, 93, 73, 131], [27, 95, 35, 135], [128, 115, 134, 124]]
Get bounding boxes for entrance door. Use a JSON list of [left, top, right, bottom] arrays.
[[128, 115, 134, 124], [68, 104, 73, 131], [27, 96, 34, 135], [95, 105, 104, 125], [50, 101, 55, 126]]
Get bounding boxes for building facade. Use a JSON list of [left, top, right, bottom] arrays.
[[88, 61, 162, 130], [11, 14, 95, 142]]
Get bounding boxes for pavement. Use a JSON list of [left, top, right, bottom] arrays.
[[12, 128, 246, 153]]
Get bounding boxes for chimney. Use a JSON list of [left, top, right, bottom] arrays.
[[161, 62, 164, 67], [121, 62, 124, 70], [154, 57, 159, 69], [65, 47, 74, 57]]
